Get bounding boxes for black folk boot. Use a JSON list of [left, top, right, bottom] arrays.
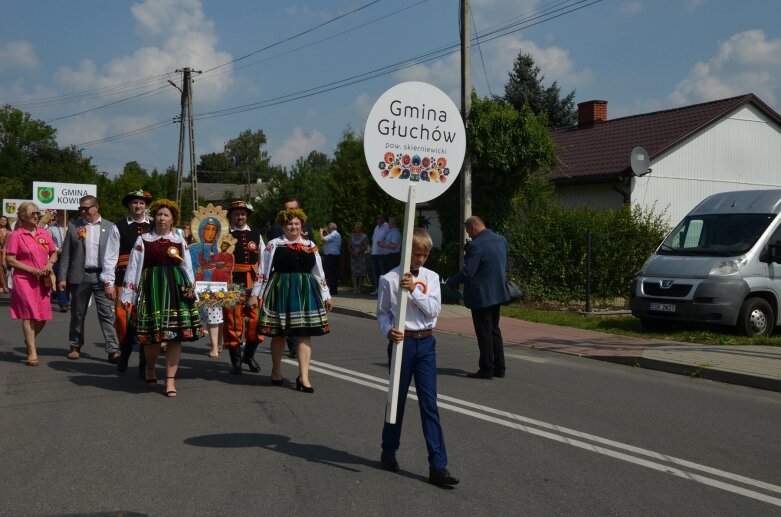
[[137, 345, 147, 380], [242, 342, 261, 373], [228, 346, 242, 375]]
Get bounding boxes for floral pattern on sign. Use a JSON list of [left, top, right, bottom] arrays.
[[377, 154, 450, 184]]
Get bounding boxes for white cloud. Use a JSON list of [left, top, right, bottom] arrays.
[[271, 127, 327, 168], [57, 115, 110, 146], [54, 0, 233, 104], [44, 0, 235, 165], [0, 40, 39, 72], [670, 30, 781, 106], [619, 2, 643, 15], [687, 0, 706, 11]]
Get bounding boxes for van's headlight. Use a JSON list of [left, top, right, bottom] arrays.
[[638, 256, 653, 275], [709, 255, 748, 275]]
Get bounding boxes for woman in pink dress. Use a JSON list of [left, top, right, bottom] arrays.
[[5, 202, 57, 366]]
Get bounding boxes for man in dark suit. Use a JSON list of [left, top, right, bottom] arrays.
[[57, 195, 120, 362], [446, 216, 510, 379]]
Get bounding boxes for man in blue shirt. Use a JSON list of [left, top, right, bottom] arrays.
[[379, 216, 401, 273], [321, 222, 342, 295]]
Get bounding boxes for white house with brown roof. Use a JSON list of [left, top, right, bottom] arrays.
[[549, 94, 781, 225]]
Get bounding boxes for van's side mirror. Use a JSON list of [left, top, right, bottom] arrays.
[[760, 243, 781, 263]]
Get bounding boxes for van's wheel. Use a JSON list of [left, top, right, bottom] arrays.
[[737, 298, 774, 337]]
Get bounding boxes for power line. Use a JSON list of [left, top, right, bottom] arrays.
[[201, 0, 383, 74], [73, 0, 602, 148], [9, 1, 389, 121], [192, 1, 602, 121], [7, 71, 177, 110], [45, 84, 171, 122], [196, 0, 430, 83]]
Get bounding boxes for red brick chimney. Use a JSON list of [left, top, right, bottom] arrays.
[[577, 100, 607, 127]]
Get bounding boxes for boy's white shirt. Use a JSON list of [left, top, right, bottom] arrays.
[[376, 265, 441, 337]]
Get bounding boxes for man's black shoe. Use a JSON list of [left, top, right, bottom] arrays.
[[380, 453, 399, 472], [429, 468, 459, 488], [466, 370, 493, 379], [117, 347, 131, 373], [493, 370, 505, 378]]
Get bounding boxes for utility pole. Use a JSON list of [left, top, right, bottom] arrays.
[[171, 67, 201, 210], [459, 0, 472, 268]]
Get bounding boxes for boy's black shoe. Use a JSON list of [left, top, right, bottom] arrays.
[[466, 370, 493, 379], [429, 468, 459, 488], [380, 453, 399, 472]]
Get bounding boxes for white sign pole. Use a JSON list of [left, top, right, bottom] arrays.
[[385, 186, 417, 424]]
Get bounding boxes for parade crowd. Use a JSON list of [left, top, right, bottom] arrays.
[[2, 190, 512, 489]]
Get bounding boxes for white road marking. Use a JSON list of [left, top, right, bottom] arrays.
[[303, 358, 781, 508], [504, 352, 547, 363]]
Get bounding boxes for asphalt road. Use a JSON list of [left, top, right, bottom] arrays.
[[1, 300, 780, 516]]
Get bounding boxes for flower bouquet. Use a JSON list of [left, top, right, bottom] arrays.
[[196, 286, 249, 310]]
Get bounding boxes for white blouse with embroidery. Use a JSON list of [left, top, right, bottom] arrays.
[[250, 236, 331, 302], [120, 231, 196, 305]]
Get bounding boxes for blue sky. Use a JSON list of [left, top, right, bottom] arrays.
[[1, 0, 779, 178]]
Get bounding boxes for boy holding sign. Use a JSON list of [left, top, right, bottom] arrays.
[[376, 228, 459, 488]]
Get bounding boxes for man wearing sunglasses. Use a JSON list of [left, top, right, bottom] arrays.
[[57, 195, 120, 363]]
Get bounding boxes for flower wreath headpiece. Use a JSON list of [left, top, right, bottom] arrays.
[[148, 199, 181, 227], [276, 207, 307, 226]]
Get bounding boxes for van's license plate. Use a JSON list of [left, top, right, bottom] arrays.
[[649, 303, 676, 312]]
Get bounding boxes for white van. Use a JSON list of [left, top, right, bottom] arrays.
[[630, 189, 781, 336]]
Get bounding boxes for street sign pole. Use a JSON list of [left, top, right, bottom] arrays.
[[385, 185, 417, 423]]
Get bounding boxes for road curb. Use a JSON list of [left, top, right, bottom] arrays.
[[592, 356, 781, 393]]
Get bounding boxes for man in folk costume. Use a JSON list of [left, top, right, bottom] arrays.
[[102, 190, 153, 376], [223, 200, 264, 374]]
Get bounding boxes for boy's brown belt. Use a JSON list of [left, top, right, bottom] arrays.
[[404, 329, 433, 338]]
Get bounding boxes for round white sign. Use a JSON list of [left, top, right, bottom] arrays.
[[363, 81, 465, 203]]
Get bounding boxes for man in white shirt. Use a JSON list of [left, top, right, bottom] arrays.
[[370, 214, 389, 294], [321, 222, 342, 295]]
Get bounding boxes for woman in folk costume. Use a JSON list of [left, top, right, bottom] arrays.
[[121, 199, 205, 397], [248, 208, 332, 393]]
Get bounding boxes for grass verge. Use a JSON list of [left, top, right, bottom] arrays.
[[501, 304, 781, 347]]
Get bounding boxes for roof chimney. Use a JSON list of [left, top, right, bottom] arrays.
[[577, 100, 607, 127]]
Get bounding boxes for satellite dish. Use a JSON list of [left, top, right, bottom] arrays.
[[630, 146, 651, 177]]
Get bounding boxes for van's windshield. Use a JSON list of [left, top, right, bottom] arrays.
[[658, 213, 776, 256]]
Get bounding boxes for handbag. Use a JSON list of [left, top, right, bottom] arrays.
[[504, 279, 523, 304], [43, 272, 55, 289]]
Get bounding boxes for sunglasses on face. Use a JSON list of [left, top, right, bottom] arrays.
[[79, 204, 96, 212]]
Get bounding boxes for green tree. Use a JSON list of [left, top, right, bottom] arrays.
[[503, 52, 576, 128], [326, 128, 402, 237], [432, 93, 557, 253], [225, 128, 268, 169], [197, 152, 235, 183], [0, 104, 58, 180]]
